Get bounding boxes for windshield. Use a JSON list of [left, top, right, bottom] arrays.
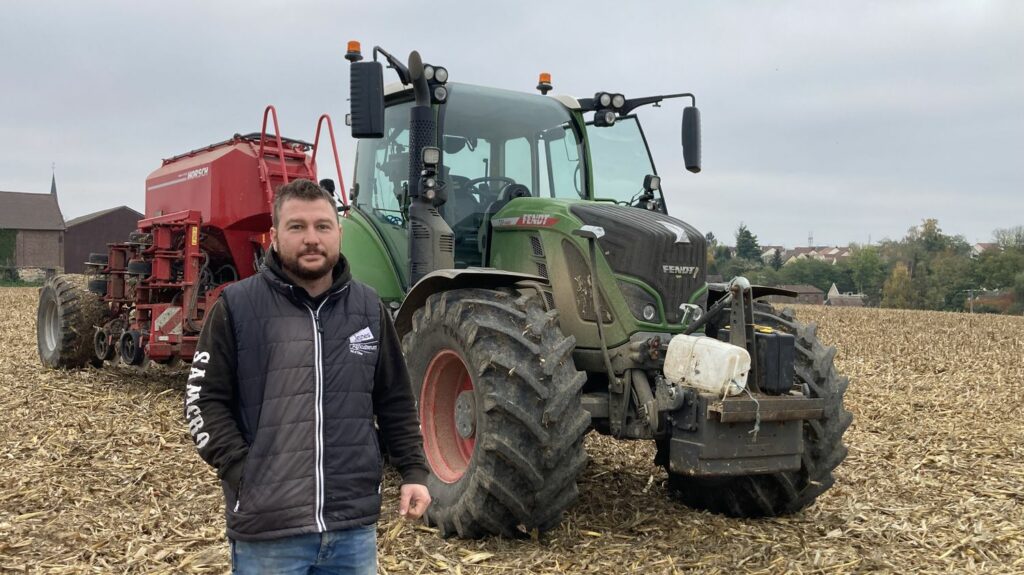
[[352, 99, 414, 283], [586, 117, 657, 205], [440, 84, 584, 266], [441, 84, 584, 202], [353, 99, 413, 221]]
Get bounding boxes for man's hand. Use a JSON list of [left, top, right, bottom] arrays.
[[399, 483, 431, 520]]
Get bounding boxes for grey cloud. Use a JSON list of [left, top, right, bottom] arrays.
[[0, 1, 1020, 248]]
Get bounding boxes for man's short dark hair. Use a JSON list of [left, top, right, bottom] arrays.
[[272, 179, 338, 227]]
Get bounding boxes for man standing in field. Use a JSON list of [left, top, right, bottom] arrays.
[[184, 178, 430, 574]]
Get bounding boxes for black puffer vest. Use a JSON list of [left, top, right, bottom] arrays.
[[220, 257, 383, 541]]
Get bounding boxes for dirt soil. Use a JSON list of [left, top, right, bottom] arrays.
[[1, 286, 1022, 574]]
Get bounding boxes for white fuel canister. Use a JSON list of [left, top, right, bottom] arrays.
[[663, 334, 750, 397]]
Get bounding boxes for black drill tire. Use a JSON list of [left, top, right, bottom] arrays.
[[87, 278, 108, 295], [87, 252, 109, 265], [126, 260, 151, 276], [403, 288, 590, 538], [666, 304, 853, 517], [37, 274, 108, 369]]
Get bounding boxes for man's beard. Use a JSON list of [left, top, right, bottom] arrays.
[[280, 247, 339, 282]]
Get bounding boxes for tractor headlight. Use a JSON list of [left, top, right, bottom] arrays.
[[594, 109, 617, 127], [617, 279, 661, 324], [434, 66, 449, 83], [611, 93, 625, 109], [422, 146, 441, 167], [433, 85, 448, 102], [596, 92, 612, 107], [423, 65, 435, 81]]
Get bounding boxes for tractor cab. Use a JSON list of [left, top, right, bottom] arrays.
[[347, 51, 697, 293], [354, 83, 588, 270]]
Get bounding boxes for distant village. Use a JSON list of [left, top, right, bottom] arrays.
[[709, 240, 1008, 310], [706, 245, 869, 307]]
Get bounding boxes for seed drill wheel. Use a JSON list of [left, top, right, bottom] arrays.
[[93, 329, 116, 362], [87, 278, 108, 295], [119, 330, 146, 366], [403, 288, 590, 538], [665, 304, 853, 517], [86, 252, 109, 266], [126, 260, 151, 276], [37, 274, 108, 369]]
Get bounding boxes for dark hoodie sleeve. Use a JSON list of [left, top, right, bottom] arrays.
[[184, 298, 249, 488], [372, 301, 429, 485]]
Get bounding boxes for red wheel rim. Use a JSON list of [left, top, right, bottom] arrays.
[[420, 349, 476, 484]]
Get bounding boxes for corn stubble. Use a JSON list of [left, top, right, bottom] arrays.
[[0, 287, 1021, 574]]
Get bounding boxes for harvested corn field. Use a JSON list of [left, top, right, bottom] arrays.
[[1, 286, 1022, 574]]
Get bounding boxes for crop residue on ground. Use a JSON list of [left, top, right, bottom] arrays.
[[1, 286, 1022, 574]]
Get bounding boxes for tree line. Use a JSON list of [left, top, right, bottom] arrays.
[[706, 220, 1024, 314]]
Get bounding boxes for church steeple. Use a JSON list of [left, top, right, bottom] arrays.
[[49, 163, 65, 228]]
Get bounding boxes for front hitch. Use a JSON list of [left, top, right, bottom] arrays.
[[726, 277, 759, 385]]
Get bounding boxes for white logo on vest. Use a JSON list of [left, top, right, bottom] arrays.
[[349, 327, 378, 355]]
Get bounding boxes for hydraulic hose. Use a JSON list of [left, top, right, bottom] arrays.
[[683, 291, 732, 335]]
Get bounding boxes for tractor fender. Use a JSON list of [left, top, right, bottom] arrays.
[[395, 268, 547, 336]]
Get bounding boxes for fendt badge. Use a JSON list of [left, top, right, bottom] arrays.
[[663, 265, 700, 278]]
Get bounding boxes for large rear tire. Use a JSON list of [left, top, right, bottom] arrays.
[[402, 289, 590, 538], [37, 274, 108, 369], [665, 305, 852, 516]]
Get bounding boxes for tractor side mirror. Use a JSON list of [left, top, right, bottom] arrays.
[[443, 135, 467, 154], [350, 61, 385, 138], [682, 106, 701, 173]]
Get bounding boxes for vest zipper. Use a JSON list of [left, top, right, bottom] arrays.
[[305, 285, 347, 533]]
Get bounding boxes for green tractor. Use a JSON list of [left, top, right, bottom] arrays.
[[340, 44, 851, 538]]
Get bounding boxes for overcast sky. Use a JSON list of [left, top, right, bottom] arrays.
[[1, 1, 1021, 247]]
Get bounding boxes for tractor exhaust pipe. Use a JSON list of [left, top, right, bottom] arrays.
[[409, 51, 431, 107], [406, 50, 454, 286], [407, 50, 434, 197]]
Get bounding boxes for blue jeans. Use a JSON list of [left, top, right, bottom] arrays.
[[231, 525, 377, 574]]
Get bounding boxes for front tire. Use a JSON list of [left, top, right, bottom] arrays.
[[666, 305, 853, 516], [37, 274, 107, 369], [402, 289, 590, 538]]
